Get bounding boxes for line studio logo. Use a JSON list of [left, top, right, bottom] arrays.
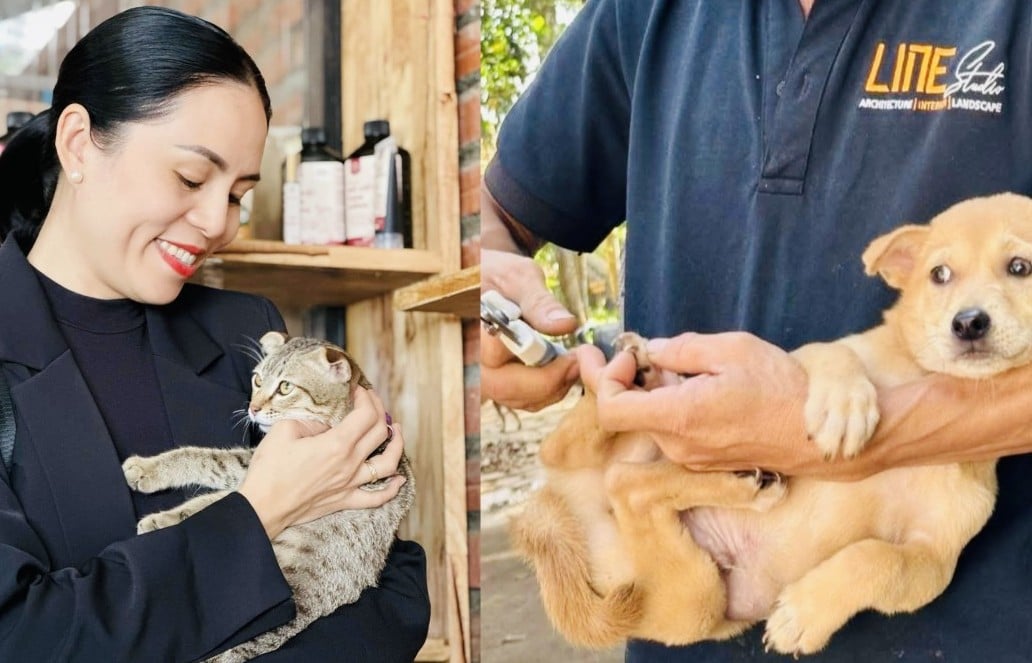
[[858, 40, 1006, 115]]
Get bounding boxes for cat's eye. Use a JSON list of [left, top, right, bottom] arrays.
[[930, 265, 952, 284], [251, 374, 262, 388], [1008, 257, 1032, 277], [277, 381, 294, 395]]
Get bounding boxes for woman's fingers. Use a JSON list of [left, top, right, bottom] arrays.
[[353, 424, 405, 487]]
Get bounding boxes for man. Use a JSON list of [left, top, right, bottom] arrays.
[[482, 0, 1032, 660]]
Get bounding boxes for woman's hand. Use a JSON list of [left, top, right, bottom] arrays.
[[481, 248, 580, 411], [238, 387, 406, 540], [578, 331, 826, 476]]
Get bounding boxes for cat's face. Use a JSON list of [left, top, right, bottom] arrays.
[[248, 332, 368, 432]]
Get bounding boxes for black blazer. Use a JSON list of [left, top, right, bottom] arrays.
[[0, 239, 429, 662]]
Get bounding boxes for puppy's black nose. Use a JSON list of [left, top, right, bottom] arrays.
[[952, 309, 991, 341]]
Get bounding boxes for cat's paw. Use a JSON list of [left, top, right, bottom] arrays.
[[123, 456, 163, 493], [137, 508, 192, 534]]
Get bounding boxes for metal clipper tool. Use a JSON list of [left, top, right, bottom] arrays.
[[481, 290, 566, 366]]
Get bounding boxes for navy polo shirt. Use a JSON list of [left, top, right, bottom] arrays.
[[487, 0, 1032, 661]]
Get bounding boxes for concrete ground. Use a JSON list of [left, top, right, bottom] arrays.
[[481, 519, 622, 663], [480, 391, 622, 663]]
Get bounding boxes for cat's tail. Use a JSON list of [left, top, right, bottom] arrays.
[[509, 486, 644, 649]]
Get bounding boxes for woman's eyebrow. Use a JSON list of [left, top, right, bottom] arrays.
[[176, 144, 260, 181]]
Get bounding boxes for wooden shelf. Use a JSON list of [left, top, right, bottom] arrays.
[[394, 265, 479, 318], [196, 240, 443, 308]]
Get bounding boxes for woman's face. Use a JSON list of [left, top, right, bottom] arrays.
[[67, 82, 268, 303]]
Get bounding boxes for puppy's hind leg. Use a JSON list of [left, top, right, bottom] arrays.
[[763, 539, 954, 656], [509, 486, 644, 648], [606, 462, 783, 644]]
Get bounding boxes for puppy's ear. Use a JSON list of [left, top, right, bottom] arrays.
[[862, 224, 930, 289]]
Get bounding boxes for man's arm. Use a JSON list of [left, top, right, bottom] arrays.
[[481, 186, 581, 411], [578, 333, 1032, 481]]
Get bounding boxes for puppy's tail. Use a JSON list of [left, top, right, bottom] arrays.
[[509, 487, 643, 649]]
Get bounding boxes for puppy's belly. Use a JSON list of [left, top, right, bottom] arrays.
[[683, 508, 779, 621]]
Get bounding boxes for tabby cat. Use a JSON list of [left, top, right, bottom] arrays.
[[121, 331, 415, 663]]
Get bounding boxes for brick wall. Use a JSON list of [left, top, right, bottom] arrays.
[[454, 1, 482, 661]]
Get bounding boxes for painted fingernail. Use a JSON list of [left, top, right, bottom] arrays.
[[385, 412, 392, 425]]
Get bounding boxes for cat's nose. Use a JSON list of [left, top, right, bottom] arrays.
[[247, 405, 258, 416]]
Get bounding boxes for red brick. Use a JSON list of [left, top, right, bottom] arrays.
[[461, 241, 479, 270], [464, 385, 480, 433], [458, 97, 480, 145]]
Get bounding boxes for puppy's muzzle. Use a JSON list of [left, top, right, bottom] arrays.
[[952, 308, 991, 341]]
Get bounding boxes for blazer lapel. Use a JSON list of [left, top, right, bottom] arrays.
[[0, 240, 137, 563], [145, 305, 253, 447]]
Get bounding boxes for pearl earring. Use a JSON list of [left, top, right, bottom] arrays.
[[68, 171, 83, 184]]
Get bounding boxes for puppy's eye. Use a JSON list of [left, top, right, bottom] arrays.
[[930, 265, 952, 284], [252, 374, 262, 388], [277, 381, 294, 395], [1008, 257, 1032, 277]]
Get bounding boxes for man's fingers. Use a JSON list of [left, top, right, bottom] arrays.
[[644, 332, 738, 375], [481, 353, 579, 411], [515, 289, 578, 336], [482, 249, 578, 336]]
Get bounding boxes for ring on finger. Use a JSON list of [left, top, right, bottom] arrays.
[[363, 459, 379, 484], [383, 423, 394, 444]]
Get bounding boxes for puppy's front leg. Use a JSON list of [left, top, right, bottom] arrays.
[[791, 342, 879, 460]]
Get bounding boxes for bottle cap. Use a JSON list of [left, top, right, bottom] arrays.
[[301, 126, 327, 145], [363, 120, 390, 140]]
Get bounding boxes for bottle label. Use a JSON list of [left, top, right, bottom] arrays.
[[299, 160, 346, 244], [344, 155, 376, 245]]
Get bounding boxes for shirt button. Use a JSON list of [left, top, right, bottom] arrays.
[[776, 80, 786, 96]]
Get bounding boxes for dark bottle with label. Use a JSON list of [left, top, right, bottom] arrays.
[[344, 120, 412, 248], [298, 127, 346, 245]]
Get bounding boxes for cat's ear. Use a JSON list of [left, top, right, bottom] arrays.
[[322, 347, 353, 383], [259, 331, 288, 355]]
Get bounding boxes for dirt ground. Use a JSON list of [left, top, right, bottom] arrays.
[[480, 389, 623, 663]]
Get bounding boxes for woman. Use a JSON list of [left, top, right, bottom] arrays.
[[0, 6, 429, 661]]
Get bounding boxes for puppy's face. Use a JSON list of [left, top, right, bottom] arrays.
[[864, 193, 1032, 378]]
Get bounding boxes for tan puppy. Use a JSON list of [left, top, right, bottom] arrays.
[[510, 192, 1032, 655]]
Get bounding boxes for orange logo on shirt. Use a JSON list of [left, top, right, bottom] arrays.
[[858, 40, 1005, 115], [865, 43, 956, 94]]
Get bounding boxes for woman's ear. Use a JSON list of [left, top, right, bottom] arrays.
[[54, 104, 92, 181]]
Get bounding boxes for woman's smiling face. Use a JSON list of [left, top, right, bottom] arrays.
[[49, 81, 268, 304]]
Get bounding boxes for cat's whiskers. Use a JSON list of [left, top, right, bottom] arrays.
[[233, 337, 266, 364]]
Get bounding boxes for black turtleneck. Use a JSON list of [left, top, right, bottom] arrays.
[[33, 269, 185, 518]]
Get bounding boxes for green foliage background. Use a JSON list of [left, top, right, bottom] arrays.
[[481, 0, 583, 160]]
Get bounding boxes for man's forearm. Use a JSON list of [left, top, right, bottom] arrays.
[[853, 364, 1032, 475], [482, 186, 544, 256]]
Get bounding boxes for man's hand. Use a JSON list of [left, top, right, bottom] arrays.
[[577, 331, 826, 475], [481, 249, 580, 411]]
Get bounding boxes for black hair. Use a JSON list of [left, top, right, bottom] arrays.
[[0, 6, 272, 251]]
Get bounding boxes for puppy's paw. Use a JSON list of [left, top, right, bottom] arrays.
[[123, 456, 162, 493], [733, 469, 787, 512], [803, 372, 879, 460], [613, 332, 660, 389], [763, 583, 841, 656]]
